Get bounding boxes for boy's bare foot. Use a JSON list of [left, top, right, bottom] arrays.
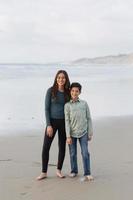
[[80, 175, 94, 182], [36, 172, 47, 180], [86, 175, 94, 181], [69, 173, 77, 178], [56, 170, 65, 178]]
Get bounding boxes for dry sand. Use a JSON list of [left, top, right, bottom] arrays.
[[0, 116, 133, 200]]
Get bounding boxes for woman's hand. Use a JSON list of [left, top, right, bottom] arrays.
[[46, 126, 53, 137], [66, 137, 72, 144]]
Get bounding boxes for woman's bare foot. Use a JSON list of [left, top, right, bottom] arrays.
[[56, 170, 65, 178], [36, 172, 47, 180]]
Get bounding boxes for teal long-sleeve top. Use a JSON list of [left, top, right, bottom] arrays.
[[45, 87, 65, 126], [64, 99, 93, 138]]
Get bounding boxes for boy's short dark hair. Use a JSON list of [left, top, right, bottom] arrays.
[[70, 82, 82, 92]]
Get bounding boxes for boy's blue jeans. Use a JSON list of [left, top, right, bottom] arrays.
[[69, 133, 91, 176]]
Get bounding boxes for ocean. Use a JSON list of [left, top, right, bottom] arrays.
[[0, 64, 133, 134]]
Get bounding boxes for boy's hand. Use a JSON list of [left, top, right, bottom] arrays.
[[88, 135, 92, 141], [66, 137, 72, 144]]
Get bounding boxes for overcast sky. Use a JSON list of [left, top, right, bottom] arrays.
[[0, 0, 133, 63]]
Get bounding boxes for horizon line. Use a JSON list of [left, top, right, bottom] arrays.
[[0, 52, 133, 65]]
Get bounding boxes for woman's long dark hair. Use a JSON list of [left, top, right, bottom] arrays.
[[51, 70, 70, 102]]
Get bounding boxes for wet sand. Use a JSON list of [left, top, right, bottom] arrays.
[[0, 116, 133, 200]]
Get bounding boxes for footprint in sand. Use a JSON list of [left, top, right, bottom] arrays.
[[20, 192, 27, 196], [32, 162, 41, 167], [0, 159, 12, 162]]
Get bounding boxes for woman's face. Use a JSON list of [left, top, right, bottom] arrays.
[[56, 73, 66, 87]]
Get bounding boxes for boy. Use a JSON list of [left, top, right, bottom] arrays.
[[65, 82, 94, 181]]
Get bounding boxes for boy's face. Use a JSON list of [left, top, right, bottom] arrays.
[[70, 87, 80, 100]]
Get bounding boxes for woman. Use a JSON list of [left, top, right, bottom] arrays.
[[37, 70, 70, 180]]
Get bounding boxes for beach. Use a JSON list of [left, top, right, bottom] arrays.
[[0, 64, 133, 199], [1, 0, 133, 198], [0, 116, 133, 200]]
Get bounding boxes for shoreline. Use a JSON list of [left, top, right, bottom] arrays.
[[0, 114, 133, 136]]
